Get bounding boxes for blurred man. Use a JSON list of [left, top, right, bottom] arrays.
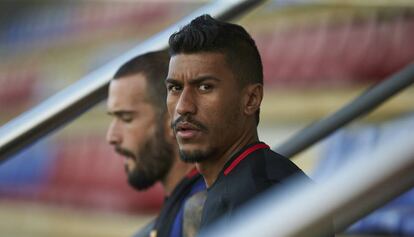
[[106, 50, 205, 237], [165, 15, 313, 231]]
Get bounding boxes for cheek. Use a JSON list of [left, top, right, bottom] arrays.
[[198, 99, 228, 132], [166, 95, 176, 116], [211, 98, 243, 135], [210, 95, 241, 120], [127, 121, 156, 145], [125, 128, 144, 147]]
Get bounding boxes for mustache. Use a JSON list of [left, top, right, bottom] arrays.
[[115, 146, 135, 159], [171, 115, 208, 132]]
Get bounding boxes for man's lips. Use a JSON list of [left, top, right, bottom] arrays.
[[172, 116, 208, 140], [176, 122, 202, 139], [114, 148, 136, 173], [115, 147, 135, 160], [124, 158, 136, 173]]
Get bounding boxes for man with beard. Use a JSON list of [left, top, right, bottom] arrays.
[[106, 50, 205, 237], [165, 15, 329, 235]]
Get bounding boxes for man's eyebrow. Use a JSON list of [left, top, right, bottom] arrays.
[[188, 76, 220, 85], [107, 110, 134, 116], [165, 76, 220, 85], [165, 78, 181, 85]]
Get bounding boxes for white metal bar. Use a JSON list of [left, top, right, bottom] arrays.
[[275, 63, 414, 158]]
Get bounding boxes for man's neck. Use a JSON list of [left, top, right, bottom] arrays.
[[197, 132, 259, 188], [162, 157, 194, 196]]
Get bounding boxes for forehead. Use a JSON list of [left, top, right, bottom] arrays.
[[168, 52, 233, 80], [107, 73, 149, 108]]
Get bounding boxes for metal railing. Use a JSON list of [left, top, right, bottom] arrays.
[[275, 63, 414, 158], [0, 0, 265, 162]]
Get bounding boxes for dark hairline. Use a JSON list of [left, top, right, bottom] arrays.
[[111, 50, 170, 116]]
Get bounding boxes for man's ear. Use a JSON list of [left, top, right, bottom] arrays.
[[243, 83, 263, 116]]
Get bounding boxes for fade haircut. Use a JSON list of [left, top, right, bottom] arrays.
[[113, 50, 170, 116], [168, 14, 263, 124]]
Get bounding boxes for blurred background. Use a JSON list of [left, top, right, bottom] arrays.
[[1, 0, 414, 236]]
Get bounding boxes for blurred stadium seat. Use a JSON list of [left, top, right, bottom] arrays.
[[42, 135, 163, 213], [0, 135, 163, 213], [314, 114, 414, 235], [0, 139, 53, 195]]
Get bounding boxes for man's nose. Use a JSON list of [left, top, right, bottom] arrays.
[[106, 120, 122, 146], [176, 88, 197, 116]]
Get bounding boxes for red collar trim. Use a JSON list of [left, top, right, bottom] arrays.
[[224, 143, 270, 176], [186, 167, 199, 179]]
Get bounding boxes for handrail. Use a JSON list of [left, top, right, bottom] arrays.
[[275, 63, 414, 158], [201, 127, 414, 237], [0, 0, 265, 162]]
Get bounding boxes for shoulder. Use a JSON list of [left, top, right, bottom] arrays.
[[262, 149, 310, 182]]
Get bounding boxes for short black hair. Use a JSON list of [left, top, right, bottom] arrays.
[[169, 14, 263, 86], [113, 50, 170, 115], [169, 14, 262, 124]]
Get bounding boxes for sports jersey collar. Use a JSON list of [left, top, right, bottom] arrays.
[[223, 142, 270, 176], [186, 167, 199, 179]]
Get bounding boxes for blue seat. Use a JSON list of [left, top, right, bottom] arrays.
[[312, 114, 414, 236], [0, 139, 54, 193]]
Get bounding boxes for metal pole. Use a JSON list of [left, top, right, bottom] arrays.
[[0, 0, 265, 162], [275, 63, 414, 158], [200, 128, 414, 237]]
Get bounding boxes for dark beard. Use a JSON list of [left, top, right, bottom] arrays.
[[127, 122, 174, 191], [179, 148, 216, 163]]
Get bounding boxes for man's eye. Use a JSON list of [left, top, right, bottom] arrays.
[[120, 115, 133, 122], [199, 84, 212, 91], [168, 84, 182, 92]]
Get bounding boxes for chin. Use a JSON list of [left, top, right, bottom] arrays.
[[178, 142, 204, 151], [178, 146, 213, 163]]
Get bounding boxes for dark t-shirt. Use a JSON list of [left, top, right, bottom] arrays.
[[200, 142, 310, 230]]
